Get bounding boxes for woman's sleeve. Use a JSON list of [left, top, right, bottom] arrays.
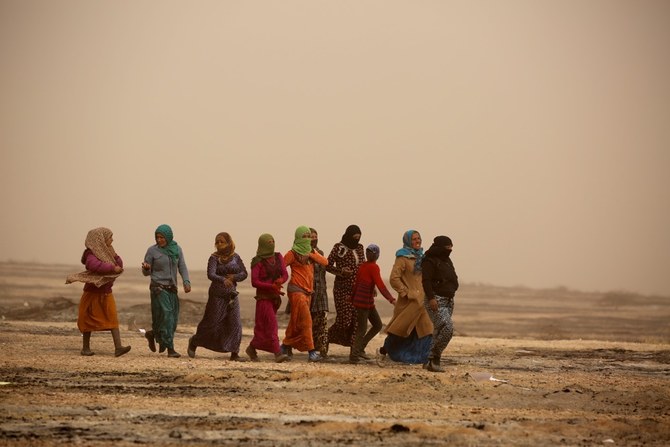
[[142, 248, 152, 276], [389, 257, 408, 297], [277, 253, 289, 284], [356, 245, 365, 267], [251, 263, 268, 289], [421, 258, 436, 300], [309, 250, 328, 266], [207, 256, 225, 283], [234, 255, 248, 283], [251, 263, 270, 289], [325, 245, 340, 275], [178, 246, 191, 284], [85, 253, 116, 274], [449, 261, 459, 292], [372, 264, 395, 302]]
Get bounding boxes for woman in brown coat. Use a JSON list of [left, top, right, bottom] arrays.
[[377, 230, 433, 364]]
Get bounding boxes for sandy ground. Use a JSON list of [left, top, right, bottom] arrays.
[[0, 262, 669, 446]]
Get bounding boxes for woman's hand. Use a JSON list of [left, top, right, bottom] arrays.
[[113, 266, 123, 274], [184, 283, 192, 293], [428, 298, 438, 312], [141, 262, 151, 271], [341, 267, 353, 277], [272, 282, 285, 296]]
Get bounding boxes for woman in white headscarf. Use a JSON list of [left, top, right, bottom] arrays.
[[66, 227, 131, 357]]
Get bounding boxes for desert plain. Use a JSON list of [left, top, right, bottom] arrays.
[[0, 261, 669, 446]]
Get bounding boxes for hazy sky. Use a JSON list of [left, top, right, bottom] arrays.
[[1, 1, 669, 296]]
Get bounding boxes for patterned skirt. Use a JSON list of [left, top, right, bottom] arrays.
[[311, 311, 328, 354], [327, 283, 357, 347], [191, 291, 242, 354]]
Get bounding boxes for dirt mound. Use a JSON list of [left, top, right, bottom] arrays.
[[0, 296, 78, 322], [0, 297, 211, 329]]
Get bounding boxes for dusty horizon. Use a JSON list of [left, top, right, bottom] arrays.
[[2, 1, 669, 296]]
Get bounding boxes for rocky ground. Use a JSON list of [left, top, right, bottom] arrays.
[[0, 262, 668, 446]]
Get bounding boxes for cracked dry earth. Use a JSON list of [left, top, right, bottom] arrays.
[[1, 321, 669, 446]]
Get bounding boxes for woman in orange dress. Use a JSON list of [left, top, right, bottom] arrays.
[[66, 227, 131, 357], [281, 225, 328, 362]]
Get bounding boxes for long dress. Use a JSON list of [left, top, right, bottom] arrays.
[[326, 242, 365, 347], [250, 253, 288, 354], [191, 254, 247, 353], [383, 256, 433, 363], [310, 247, 329, 355], [282, 249, 328, 352]]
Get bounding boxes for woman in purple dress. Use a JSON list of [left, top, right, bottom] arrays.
[[188, 232, 247, 360]]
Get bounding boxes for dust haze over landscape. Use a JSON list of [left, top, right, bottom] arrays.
[[1, 4, 670, 445], [1, 1, 669, 297]]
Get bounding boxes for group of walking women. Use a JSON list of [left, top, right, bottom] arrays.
[[67, 224, 458, 372]]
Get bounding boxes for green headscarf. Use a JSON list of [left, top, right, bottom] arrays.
[[291, 225, 312, 256], [155, 224, 180, 262], [251, 233, 275, 268]]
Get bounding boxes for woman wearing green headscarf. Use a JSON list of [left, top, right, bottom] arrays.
[[281, 226, 329, 362], [141, 224, 191, 358], [245, 233, 290, 363]]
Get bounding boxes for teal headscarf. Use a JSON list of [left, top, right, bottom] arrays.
[[291, 225, 312, 256], [395, 229, 424, 273], [155, 224, 180, 262]]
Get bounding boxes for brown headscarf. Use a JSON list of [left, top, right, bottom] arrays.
[[65, 227, 121, 287], [212, 232, 236, 264]]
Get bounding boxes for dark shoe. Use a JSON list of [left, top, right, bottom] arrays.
[[359, 351, 371, 360], [230, 352, 245, 362], [187, 337, 196, 358], [274, 352, 289, 363], [426, 358, 444, 372], [115, 346, 131, 357], [245, 345, 259, 362], [80, 349, 95, 356], [145, 331, 156, 352], [281, 344, 293, 359], [349, 356, 361, 364], [167, 349, 181, 358], [159, 344, 166, 354], [423, 356, 432, 369]]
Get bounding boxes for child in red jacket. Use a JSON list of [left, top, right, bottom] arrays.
[[349, 244, 396, 363]]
